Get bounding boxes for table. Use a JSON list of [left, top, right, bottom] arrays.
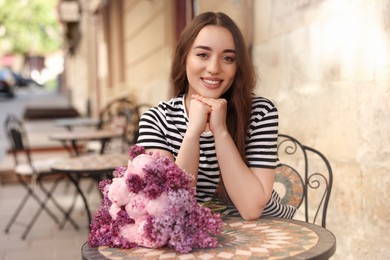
[[54, 117, 100, 131], [50, 129, 123, 156], [51, 153, 129, 224], [81, 217, 336, 260]]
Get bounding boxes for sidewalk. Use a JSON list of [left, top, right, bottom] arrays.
[[0, 89, 101, 260], [0, 178, 101, 260]]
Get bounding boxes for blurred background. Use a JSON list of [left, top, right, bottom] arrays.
[[1, 0, 389, 259]]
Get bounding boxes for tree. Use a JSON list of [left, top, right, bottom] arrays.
[[0, 0, 62, 55]]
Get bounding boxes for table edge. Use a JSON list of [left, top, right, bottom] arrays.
[[266, 217, 336, 260], [81, 217, 336, 260]]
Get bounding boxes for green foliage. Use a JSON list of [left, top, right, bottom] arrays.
[[0, 0, 62, 55]]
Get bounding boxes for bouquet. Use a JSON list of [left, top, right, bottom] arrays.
[[88, 145, 223, 253]]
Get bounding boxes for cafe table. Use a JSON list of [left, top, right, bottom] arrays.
[[53, 117, 100, 131], [50, 128, 123, 156], [51, 153, 129, 225], [81, 216, 336, 260]]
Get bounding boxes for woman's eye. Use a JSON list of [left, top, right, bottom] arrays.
[[223, 56, 235, 63], [196, 53, 208, 58]]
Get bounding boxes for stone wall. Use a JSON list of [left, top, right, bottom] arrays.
[[122, 0, 174, 106], [252, 0, 390, 259]]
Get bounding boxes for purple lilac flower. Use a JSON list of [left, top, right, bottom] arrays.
[[142, 164, 166, 199], [113, 166, 127, 178], [155, 157, 193, 190], [98, 179, 113, 208], [143, 189, 223, 253], [88, 144, 223, 253], [88, 207, 135, 249], [128, 145, 145, 160], [98, 179, 112, 193], [126, 174, 145, 193]]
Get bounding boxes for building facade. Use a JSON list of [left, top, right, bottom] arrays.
[[61, 0, 390, 259]]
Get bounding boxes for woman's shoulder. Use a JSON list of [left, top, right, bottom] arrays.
[[144, 94, 185, 117], [251, 94, 278, 112], [158, 94, 184, 109]]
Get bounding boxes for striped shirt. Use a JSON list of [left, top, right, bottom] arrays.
[[137, 93, 296, 218]]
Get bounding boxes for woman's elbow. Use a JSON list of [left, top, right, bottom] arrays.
[[239, 206, 264, 221], [241, 213, 261, 221], [238, 197, 270, 220], [236, 193, 271, 220]]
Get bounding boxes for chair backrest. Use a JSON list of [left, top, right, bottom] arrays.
[[97, 99, 153, 151], [4, 114, 34, 170], [98, 97, 136, 130], [275, 134, 333, 228]]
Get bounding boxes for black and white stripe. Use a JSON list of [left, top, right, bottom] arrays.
[[137, 94, 296, 218]]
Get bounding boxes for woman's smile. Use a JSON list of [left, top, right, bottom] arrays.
[[202, 77, 223, 89]]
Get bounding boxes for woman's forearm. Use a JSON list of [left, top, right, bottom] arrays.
[[175, 132, 200, 185], [214, 130, 274, 220]]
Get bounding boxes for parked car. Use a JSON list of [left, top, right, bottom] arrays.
[[0, 69, 15, 98], [11, 71, 43, 88], [0, 68, 44, 98]]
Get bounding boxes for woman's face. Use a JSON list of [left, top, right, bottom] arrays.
[[186, 25, 237, 99]]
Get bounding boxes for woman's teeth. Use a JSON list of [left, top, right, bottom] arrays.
[[203, 79, 221, 84]]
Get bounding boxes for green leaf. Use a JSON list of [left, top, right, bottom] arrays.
[[0, 0, 62, 55]]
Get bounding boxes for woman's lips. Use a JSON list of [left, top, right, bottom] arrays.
[[202, 78, 223, 89]]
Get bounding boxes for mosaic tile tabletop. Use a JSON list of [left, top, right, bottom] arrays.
[[82, 217, 336, 259], [52, 153, 129, 173]]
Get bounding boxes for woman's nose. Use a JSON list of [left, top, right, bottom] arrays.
[[207, 57, 220, 75]]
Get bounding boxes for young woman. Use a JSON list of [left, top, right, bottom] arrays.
[[136, 12, 296, 220]]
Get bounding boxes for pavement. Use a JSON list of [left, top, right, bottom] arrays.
[[0, 87, 99, 260], [0, 179, 101, 260]]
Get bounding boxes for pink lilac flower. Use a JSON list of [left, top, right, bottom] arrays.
[[146, 191, 168, 217], [125, 192, 149, 219], [88, 145, 223, 253], [126, 154, 157, 178], [108, 178, 133, 206], [121, 215, 166, 248]]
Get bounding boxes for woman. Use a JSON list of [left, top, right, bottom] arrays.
[[137, 12, 296, 220]]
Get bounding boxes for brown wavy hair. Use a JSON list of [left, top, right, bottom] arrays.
[[171, 12, 256, 162]]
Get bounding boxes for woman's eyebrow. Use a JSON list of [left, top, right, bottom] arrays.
[[194, 45, 236, 54]]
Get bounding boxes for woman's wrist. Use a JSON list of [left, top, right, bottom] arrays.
[[185, 128, 203, 139], [213, 129, 230, 140]]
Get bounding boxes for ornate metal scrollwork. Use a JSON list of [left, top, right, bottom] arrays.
[[277, 134, 333, 228]]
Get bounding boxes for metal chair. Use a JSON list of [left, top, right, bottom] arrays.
[[97, 99, 152, 151], [3, 114, 79, 239], [275, 134, 333, 228], [88, 97, 138, 153]]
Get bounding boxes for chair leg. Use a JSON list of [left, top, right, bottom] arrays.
[[58, 175, 82, 228], [4, 191, 31, 234], [67, 174, 92, 226], [20, 178, 64, 240], [59, 187, 80, 229], [85, 177, 98, 195], [4, 175, 62, 239], [38, 176, 79, 230], [24, 177, 61, 224]]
